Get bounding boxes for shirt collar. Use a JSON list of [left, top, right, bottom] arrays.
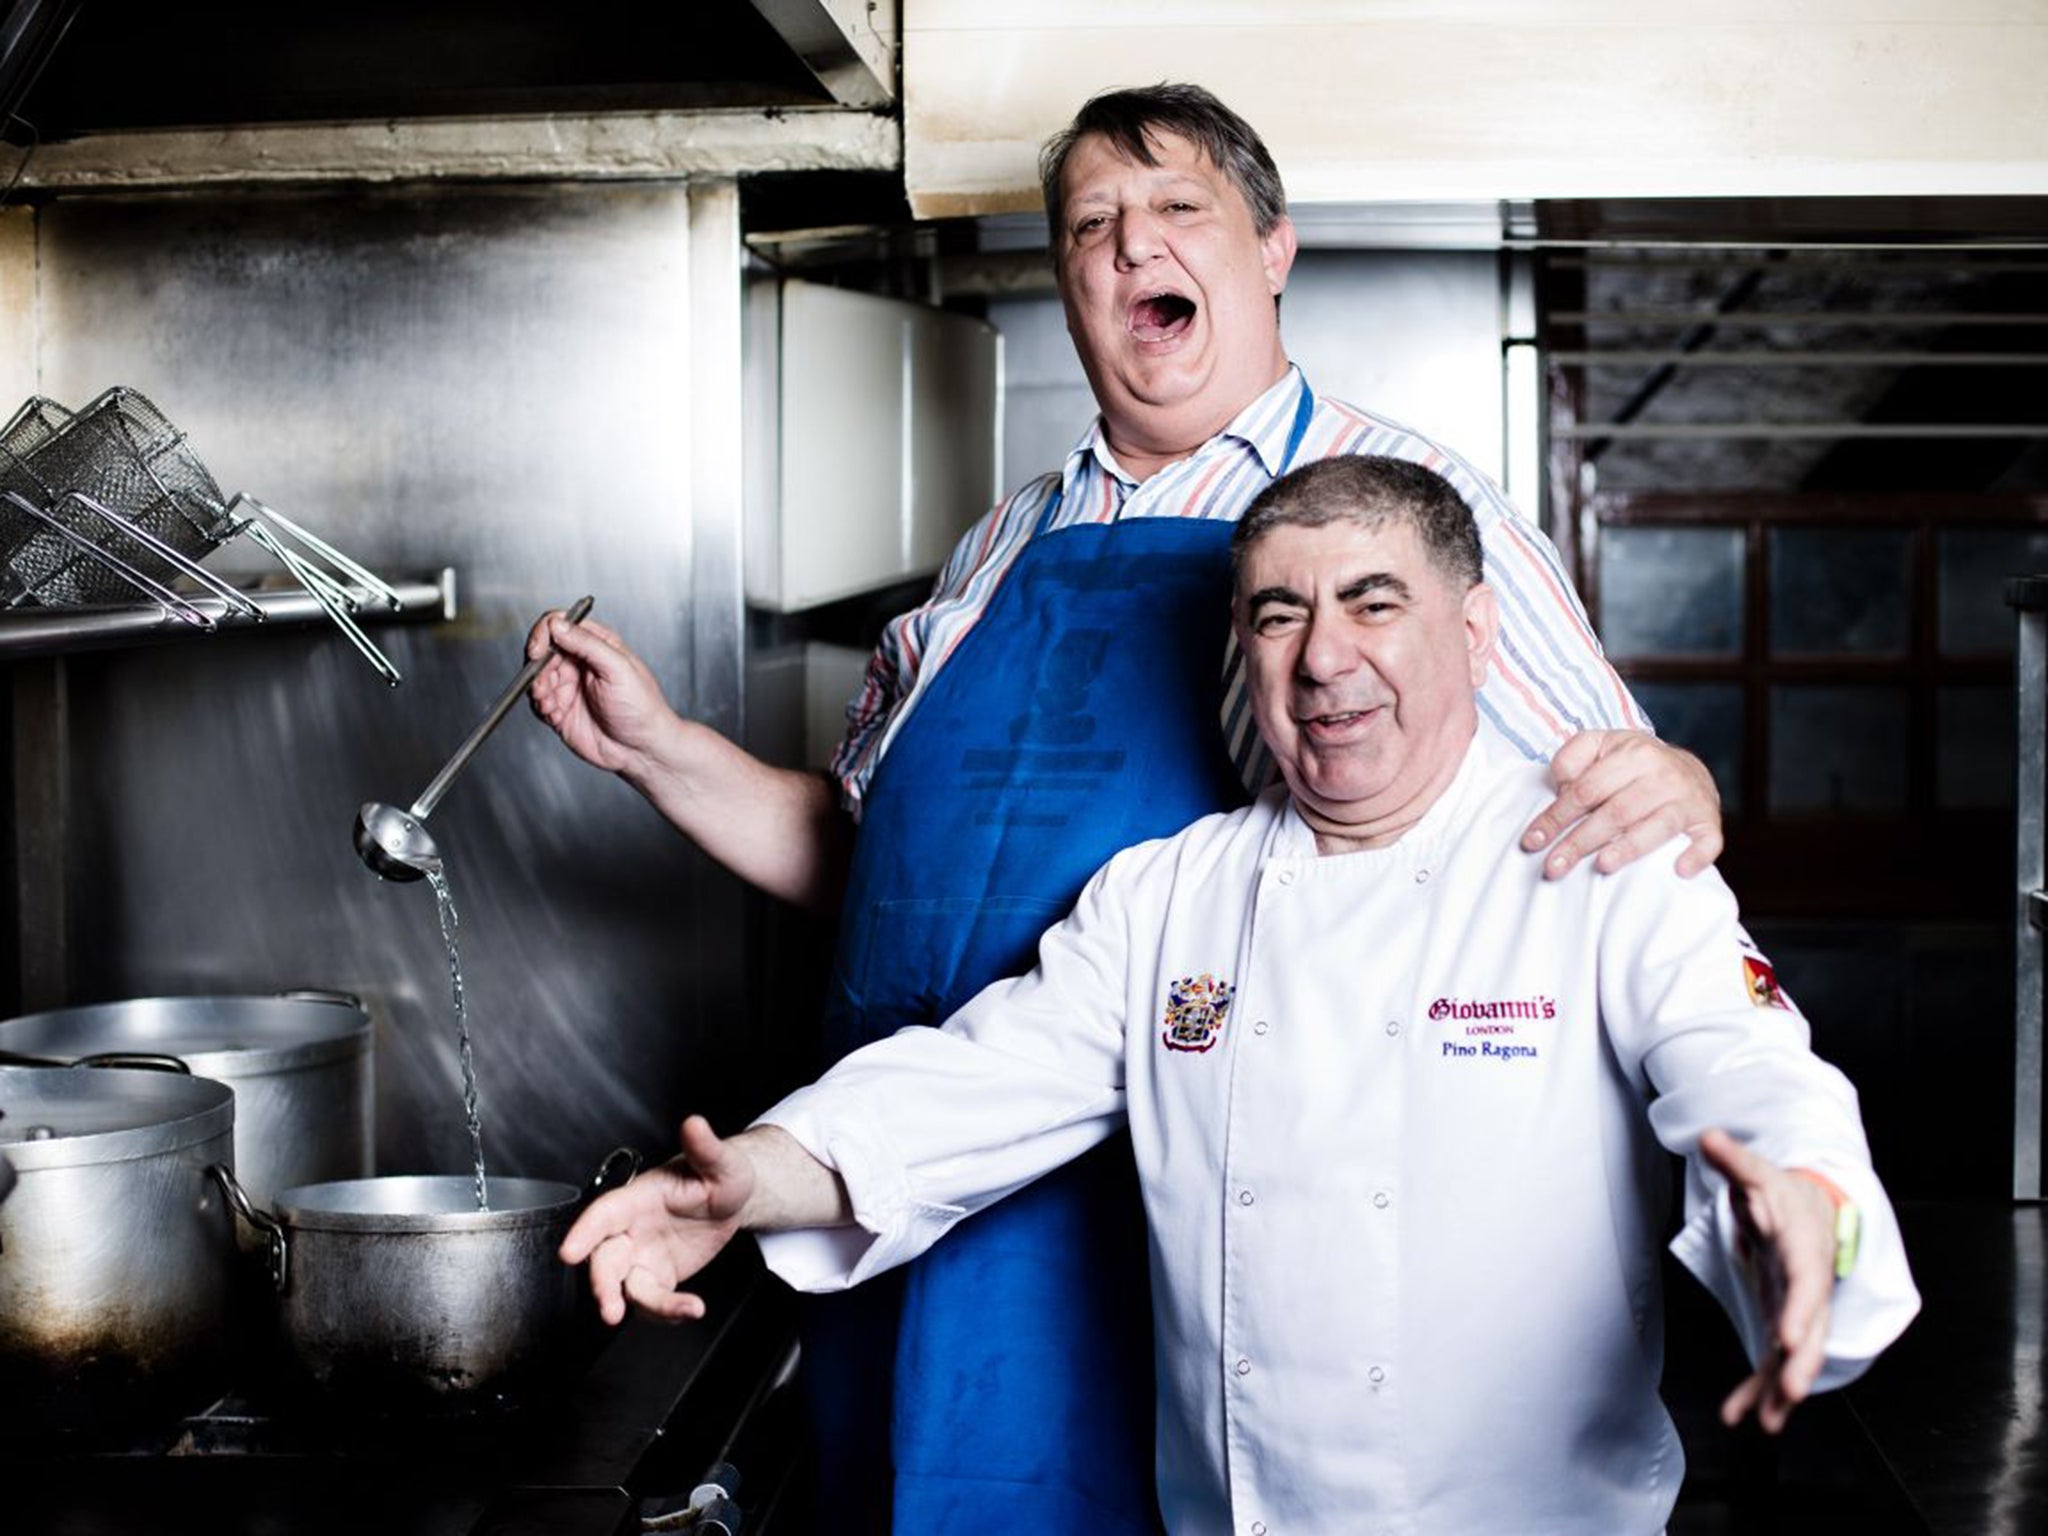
[[1050, 422, 1134, 507], [1060, 364, 1309, 498], [1226, 365, 1311, 477]]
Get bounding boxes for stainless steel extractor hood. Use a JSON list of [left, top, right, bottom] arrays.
[[3, 0, 895, 137]]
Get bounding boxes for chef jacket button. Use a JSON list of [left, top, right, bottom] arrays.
[[1413, 868, 1430, 884], [1384, 1020, 1400, 1037], [1253, 1019, 1270, 1036], [1276, 869, 1296, 887], [1238, 1188, 1255, 1206], [1369, 1365, 1387, 1384], [1235, 1357, 1252, 1376], [1373, 1190, 1390, 1209], [1251, 1524, 1267, 1536]]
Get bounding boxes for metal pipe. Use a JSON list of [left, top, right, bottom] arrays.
[[2010, 576, 2048, 1201]]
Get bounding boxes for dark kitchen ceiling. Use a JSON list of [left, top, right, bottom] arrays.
[[10, 0, 841, 138]]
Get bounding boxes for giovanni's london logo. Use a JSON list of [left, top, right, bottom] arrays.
[[1431, 994, 1554, 1062], [1428, 995, 1557, 1024]]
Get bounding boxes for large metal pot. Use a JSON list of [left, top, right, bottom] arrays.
[[213, 1149, 635, 1415], [0, 991, 374, 1210], [0, 1064, 237, 1435]]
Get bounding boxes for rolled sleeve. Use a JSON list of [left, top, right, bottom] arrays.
[[751, 1093, 968, 1292]]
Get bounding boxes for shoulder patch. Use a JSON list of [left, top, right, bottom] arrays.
[[1743, 954, 1792, 1011]]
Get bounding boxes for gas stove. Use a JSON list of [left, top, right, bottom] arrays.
[[4, 1246, 801, 1536]]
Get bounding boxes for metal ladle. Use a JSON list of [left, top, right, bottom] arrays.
[[353, 595, 594, 882]]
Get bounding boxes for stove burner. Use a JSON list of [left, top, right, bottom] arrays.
[[1, 1246, 799, 1536]]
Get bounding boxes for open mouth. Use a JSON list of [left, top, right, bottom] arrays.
[[1300, 707, 1382, 736], [1128, 290, 1197, 342]]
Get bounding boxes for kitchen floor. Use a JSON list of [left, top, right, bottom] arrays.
[[1665, 1200, 2048, 1536]]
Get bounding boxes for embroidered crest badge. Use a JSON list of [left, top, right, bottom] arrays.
[[1161, 973, 1235, 1053], [1743, 954, 1791, 1011]]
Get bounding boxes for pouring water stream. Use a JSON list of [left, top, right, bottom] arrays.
[[354, 596, 594, 1210]]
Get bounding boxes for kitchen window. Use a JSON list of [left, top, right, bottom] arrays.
[[1538, 236, 2048, 922]]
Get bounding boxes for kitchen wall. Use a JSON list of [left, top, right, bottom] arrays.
[[994, 247, 1509, 495], [1, 178, 769, 1184]]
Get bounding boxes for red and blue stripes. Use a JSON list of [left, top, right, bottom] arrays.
[[830, 368, 1649, 814]]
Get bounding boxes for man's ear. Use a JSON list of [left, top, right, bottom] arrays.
[[1261, 215, 1298, 296], [1463, 582, 1500, 688]]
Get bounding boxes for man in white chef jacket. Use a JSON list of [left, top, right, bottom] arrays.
[[561, 454, 1919, 1535]]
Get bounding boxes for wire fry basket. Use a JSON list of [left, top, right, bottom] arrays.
[[0, 387, 406, 683]]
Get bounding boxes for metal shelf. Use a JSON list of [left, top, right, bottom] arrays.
[[0, 568, 456, 660]]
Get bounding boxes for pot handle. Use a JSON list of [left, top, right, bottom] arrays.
[[276, 988, 365, 1010], [76, 1052, 193, 1074], [207, 1163, 290, 1293], [0, 1049, 191, 1073], [580, 1146, 642, 1210]]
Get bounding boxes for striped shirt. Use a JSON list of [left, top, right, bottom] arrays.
[[829, 366, 1649, 816]]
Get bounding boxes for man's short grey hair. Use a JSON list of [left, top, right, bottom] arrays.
[[1232, 457, 1484, 590], [1039, 83, 1288, 240]]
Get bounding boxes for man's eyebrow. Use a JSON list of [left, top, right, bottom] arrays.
[[1337, 572, 1411, 603], [1070, 171, 1211, 208], [1244, 584, 1307, 615]]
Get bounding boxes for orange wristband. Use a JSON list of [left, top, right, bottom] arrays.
[[1789, 1167, 1850, 1210]]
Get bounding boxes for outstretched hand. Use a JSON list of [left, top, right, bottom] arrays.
[[1521, 729, 1723, 880], [1698, 1128, 1841, 1434], [526, 610, 677, 779], [560, 1115, 756, 1325]]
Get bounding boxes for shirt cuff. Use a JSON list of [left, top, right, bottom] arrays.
[[1669, 1172, 1920, 1393]]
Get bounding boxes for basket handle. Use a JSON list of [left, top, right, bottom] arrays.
[[231, 494, 403, 610], [227, 494, 405, 685], [0, 490, 214, 628], [49, 489, 263, 618]]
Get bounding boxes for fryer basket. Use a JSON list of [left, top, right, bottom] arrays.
[[0, 388, 403, 681]]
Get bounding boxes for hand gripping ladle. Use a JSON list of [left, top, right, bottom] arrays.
[[353, 595, 594, 882]]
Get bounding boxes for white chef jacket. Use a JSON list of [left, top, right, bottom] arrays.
[[757, 721, 1921, 1536]]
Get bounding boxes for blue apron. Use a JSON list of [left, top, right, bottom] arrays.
[[807, 387, 1315, 1533]]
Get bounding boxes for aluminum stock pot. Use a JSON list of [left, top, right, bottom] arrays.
[[213, 1148, 636, 1415], [0, 991, 374, 1211], [0, 1064, 237, 1434]]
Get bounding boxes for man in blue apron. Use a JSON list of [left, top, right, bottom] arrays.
[[531, 83, 1723, 1533]]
